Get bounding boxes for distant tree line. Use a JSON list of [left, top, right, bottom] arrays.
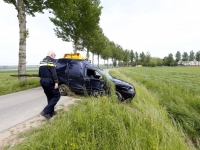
[[162, 50, 200, 66], [99, 48, 200, 67]]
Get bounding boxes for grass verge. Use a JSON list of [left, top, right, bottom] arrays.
[[0, 70, 40, 96]]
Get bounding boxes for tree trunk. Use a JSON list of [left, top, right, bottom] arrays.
[[73, 35, 78, 53], [97, 54, 99, 68], [92, 53, 94, 65], [111, 58, 113, 67], [18, 0, 26, 82], [86, 49, 90, 61], [73, 42, 77, 53]]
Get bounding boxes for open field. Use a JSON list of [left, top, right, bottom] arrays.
[[0, 70, 40, 96], [1, 67, 200, 150]]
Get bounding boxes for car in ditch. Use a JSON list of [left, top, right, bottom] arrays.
[[56, 53, 136, 102]]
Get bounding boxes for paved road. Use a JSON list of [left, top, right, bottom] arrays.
[[0, 87, 72, 133]]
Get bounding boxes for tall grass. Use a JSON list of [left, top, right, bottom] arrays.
[[0, 70, 40, 95], [11, 96, 191, 150], [110, 67, 200, 148]]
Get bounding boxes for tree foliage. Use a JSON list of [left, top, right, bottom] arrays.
[[90, 27, 106, 67], [101, 40, 112, 68], [163, 53, 174, 66], [49, 0, 102, 52], [135, 51, 139, 65], [196, 51, 200, 61], [189, 50, 195, 61], [139, 52, 146, 64], [4, 0, 46, 16], [182, 52, 189, 61], [122, 49, 129, 66], [145, 51, 151, 66], [175, 51, 181, 63], [130, 50, 135, 64]]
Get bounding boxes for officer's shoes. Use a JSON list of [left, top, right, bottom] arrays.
[[40, 111, 52, 120], [53, 111, 57, 115], [50, 111, 57, 117]]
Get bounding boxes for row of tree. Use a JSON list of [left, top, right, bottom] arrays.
[[4, 0, 200, 82], [125, 50, 200, 67], [163, 50, 200, 66]]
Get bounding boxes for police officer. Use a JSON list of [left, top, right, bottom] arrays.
[[39, 50, 60, 119]]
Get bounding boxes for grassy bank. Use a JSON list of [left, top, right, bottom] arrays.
[[110, 66, 200, 148], [0, 70, 40, 96], [7, 97, 192, 150], [3, 67, 199, 150]]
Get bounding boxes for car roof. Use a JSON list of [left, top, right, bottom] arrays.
[[85, 64, 98, 70]]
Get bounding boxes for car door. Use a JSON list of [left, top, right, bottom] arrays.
[[56, 59, 69, 83], [68, 61, 84, 93], [85, 67, 105, 95]]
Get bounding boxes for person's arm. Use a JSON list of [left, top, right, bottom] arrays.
[[50, 65, 59, 89], [39, 68, 41, 77]]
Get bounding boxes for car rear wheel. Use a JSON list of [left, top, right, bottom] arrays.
[[116, 91, 123, 102], [59, 84, 69, 96]]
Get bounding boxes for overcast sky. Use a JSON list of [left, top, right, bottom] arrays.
[[1, 0, 200, 65]]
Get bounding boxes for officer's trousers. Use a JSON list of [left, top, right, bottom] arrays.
[[40, 78, 60, 114]]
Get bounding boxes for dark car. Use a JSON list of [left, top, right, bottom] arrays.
[[99, 70, 136, 101], [56, 58, 136, 102]]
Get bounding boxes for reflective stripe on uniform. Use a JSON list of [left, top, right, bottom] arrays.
[[39, 61, 56, 67]]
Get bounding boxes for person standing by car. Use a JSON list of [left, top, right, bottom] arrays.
[[39, 50, 60, 119]]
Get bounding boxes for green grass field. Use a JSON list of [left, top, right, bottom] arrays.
[[0, 70, 40, 96], [110, 66, 200, 149], [2, 67, 200, 150]]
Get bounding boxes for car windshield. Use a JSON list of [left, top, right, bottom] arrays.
[[98, 69, 113, 79]]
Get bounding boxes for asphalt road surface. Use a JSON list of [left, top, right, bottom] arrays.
[[0, 87, 72, 133]]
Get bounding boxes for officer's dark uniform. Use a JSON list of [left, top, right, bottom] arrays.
[[39, 56, 60, 119]]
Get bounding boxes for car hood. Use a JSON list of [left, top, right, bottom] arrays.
[[111, 78, 134, 89]]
